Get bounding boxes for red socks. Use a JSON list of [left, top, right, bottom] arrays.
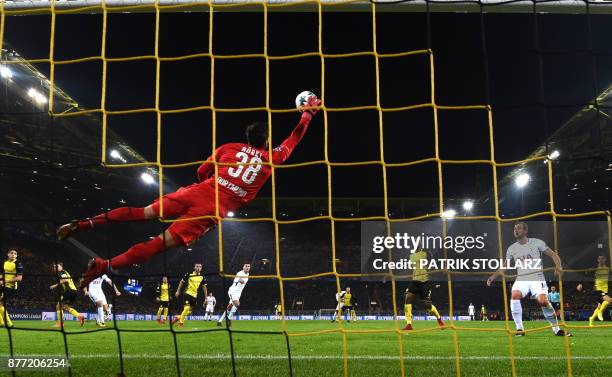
[[110, 236, 166, 269], [78, 207, 146, 230]]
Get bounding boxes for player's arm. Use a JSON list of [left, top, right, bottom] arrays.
[[486, 267, 506, 285], [543, 248, 562, 277], [271, 95, 321, 165], [5, 262, 23, 283], [197, 146, 224, 182], [50, 271, 67, 289], [175, 274, 188, 298], [201, 279, 208, 299], [487, 251, 512, 286], [104, 276, 121, 295]]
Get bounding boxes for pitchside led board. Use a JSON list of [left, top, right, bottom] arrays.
[[361, 220, 610, 283]]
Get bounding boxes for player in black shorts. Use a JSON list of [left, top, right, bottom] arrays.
[[404, 250, 445, 331], [50, 262, 84, 327]]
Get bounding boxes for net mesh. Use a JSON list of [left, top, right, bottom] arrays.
[[1, 1, 611, 377]]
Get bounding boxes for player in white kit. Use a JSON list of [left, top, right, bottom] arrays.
[[217, 263, 250, 327], [487, 222, 570, 337], [468, 303, 475, 320], [204, 292, 216, 321], [331, 289, 346, 322], [83, 274, 121, 327]]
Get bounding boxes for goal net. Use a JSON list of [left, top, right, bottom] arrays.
[[1, 1, 611, 377]]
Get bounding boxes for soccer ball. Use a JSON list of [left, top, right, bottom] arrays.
[[295, 90, 316, 111]]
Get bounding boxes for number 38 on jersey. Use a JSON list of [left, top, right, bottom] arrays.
[[227, 151, 263, 185]]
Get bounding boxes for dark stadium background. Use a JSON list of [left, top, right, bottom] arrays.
[[1, 10, 610, 319]]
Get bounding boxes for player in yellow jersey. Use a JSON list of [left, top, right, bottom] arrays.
[[342, 287, 357, 322], [155, 276, 171, 324], [577, 255, 610, 327], [332, 287, 355, 322], [50, 262, 84, 327], [172, 263, 207, 328], [481, 305, 488, 321], [403, 250, 445, 331], [0, 249, 23, 328], [275, 302, 282, 320]]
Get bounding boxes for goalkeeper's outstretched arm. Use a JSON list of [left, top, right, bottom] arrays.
[[272, 95, 321, 165]]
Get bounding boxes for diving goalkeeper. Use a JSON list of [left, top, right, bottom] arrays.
[[58, 95, 322, 288]]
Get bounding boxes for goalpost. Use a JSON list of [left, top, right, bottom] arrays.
[[1, 1, 611, 377]]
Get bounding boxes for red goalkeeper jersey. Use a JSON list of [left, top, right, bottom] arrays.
[[196, 113, 313, 208]]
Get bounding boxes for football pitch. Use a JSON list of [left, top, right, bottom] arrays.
[[1, 320, 610, 377]]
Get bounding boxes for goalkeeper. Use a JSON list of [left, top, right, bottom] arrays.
[[57, 95, 321, 287]]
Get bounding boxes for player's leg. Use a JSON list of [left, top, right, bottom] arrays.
[[510, 282, 527, 335], [178, 297, 194, 327], [57, 207, 150, 240], [64, 303, 85, 327], [218, 300, 234, 324], [414, 282, 444, 328], [80, 229, 178, 288], [163, 303, 169, 322], [533, 282, 568, 336], [588, 303, 601, 326], [594, 294, 610, 322], [0, 298, 13, 328], [227, 299, 240, 320], [178, 304, 191, 326], [332, 303, 343, 322], [56, 191, 190, 240], [0, 302, 11, 328], [95, 301, 106, 326], [53, 302, 64, 327], [598, 295, 611, 321], [157, 304, 164, 322], [104, 303, 112, 320], [403, 289, 415, 330]]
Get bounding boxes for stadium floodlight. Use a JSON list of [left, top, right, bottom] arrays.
[[27, 87, 47, 104], [515, 173, 530, 188], [548, 150, 560, 160], [462, 200, 474, 211], [442, 209, 456, 219], [0, 65, 12, 79], [227, 211, 235, 217], [140, 172, 154, 185], [110, 149, 127, 163]]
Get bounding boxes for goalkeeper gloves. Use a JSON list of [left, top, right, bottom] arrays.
[[301, 95, 322, 118]]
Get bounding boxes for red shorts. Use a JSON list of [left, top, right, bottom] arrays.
[[151, 183, 234, 246]]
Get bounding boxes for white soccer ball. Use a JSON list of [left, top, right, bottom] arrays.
[[295, 90, 316, 111]]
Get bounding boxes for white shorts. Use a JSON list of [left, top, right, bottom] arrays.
[[228, 290, 242, 302], [205, 305, 214, 312], [335, 303, 344, 311], [511, 280, 548, 298], [88, 291, 107, 306]]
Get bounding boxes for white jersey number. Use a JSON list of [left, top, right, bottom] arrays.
[[227, 152, 262, 185]]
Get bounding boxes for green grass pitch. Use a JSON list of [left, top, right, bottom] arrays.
[[1, 320, 610, 377]]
